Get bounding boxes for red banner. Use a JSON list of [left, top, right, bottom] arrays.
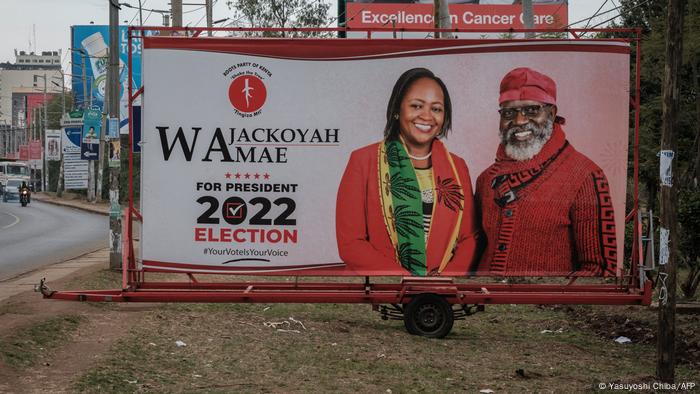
[[19, 145, 29, 161], [29, 139, 42, 160], [346, 4, 567, 29]]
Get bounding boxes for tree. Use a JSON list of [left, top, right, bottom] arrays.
[[226, 0, 331, 37], [611, 0, 700, 298]]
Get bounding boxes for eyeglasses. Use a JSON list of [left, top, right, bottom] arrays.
[[498, 104, 551, 120]]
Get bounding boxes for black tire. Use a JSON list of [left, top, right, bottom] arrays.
[[403, 294, 454, 338], [403, 304, 418, 335]]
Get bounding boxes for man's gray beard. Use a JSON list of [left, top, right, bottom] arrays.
[[500, 118, 554, 161]]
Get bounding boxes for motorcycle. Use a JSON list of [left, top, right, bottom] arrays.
[[19, 188, 30, 207]]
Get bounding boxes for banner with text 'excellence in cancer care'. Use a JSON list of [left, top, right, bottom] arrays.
[[141, 38, 628, 278], [344, 0, 568, 31]]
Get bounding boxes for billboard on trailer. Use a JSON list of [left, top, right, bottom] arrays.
[[140, 37, 627, 278]]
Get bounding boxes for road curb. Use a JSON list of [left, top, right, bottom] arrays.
[[0, 248, 110, 302], [32, 194, 108, 216]]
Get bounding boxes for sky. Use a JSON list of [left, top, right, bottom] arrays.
[[0, 0, 620, 69]]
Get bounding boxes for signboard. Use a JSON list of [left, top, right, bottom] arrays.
[[46, 130, 62, 161], [61, 113, 88, 189], [29, 140, 42, 167], [70, 25, 145, 136], [345, 0, 568, 31], [141, 37, 628, 278], [19, 145, 28, 161], [81, 108, 101, 160], [109, 140, 121, 167]]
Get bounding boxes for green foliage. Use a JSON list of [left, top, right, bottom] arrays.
[[606, 0, 697, 205], [679, 189, 700, 263], [226, 0, 331, 37]]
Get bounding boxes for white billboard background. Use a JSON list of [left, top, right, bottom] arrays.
[[45, 129, 62, 161], [61, 126, 88, 189], [141, 41, 629, 274]]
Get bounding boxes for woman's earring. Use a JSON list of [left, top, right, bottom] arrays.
[[393, 113, 399, 120]]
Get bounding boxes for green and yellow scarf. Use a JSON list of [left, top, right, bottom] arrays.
[[378, 139, 465, 276]]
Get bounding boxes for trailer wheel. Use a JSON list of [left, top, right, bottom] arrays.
[[403, 294, 454, 338]]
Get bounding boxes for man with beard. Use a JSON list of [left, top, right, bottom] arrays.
[[472, 67, 617, 276]]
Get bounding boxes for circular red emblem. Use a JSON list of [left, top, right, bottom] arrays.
[[228, 75, 267, 113]]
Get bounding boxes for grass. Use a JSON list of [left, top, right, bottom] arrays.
[[72, 301, 699, 393], [0, 315, 83, 368], [6, 269, 693, 392]]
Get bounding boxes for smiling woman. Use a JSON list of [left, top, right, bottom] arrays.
[[335, 67, 479, 277]]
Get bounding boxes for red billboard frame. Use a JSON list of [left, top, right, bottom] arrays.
[[41, 27, 650, 309]]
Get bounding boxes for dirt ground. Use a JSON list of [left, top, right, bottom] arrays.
[[0, 268, 699, 393]]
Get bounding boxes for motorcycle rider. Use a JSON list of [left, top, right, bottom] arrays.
[[20, 181, 31, 204]]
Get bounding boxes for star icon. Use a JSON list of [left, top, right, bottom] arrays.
[[235, 173, 241, 179], [254, 173, 260, 179], [225, 172, 232, 179], [244, 173, 251, 179], [263, 173, 270, 180]]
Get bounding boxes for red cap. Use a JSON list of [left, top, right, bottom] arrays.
[[499, 67, 557, 105]]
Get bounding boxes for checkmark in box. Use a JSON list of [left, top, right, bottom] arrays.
[[225, 202, 244, 219]]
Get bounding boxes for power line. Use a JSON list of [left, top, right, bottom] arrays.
[[588, 0, 653, 29], [583, 0, 610, 30]]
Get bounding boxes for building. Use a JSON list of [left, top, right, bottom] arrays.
[[0, 50, 63, 156], [0, 50, 63, 126], [14, 50, 62, 67]]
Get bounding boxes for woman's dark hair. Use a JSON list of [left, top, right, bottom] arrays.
[[383, 67, 452, 140]]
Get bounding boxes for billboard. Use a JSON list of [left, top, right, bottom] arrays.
[[29, 140, 42, 167], [141, 37, 628, 277], [61, 113, 88, 189], [46, 129, 62, 161], [345, 0, 568, 31], [81, 108, 101, 160], [18, 145, 28, 161], [71, 25, 144, 135]]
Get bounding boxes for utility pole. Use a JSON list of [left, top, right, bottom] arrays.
[[522, 0, 535, 38], [434, 0, 452, 39], [657, 0, 686, 383], [42, 73, 47, 192], [172, 0, 183, 28], [75, 49, 87, 110], [109, 0, 122, 270], [55, 73, 66, 197], [206, 0, 213, 36]]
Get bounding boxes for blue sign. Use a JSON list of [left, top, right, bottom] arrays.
[[63, 127, 82, 153], [81, 109, 102, 160], [71, 25, 144, 137]]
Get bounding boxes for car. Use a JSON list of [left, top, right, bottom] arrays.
[[2, 179, 22, 202]]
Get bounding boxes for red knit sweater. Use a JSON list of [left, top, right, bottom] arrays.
[[473, 124, 617, 277]]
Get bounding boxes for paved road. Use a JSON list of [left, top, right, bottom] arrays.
[[0, 199, 107, 281]]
